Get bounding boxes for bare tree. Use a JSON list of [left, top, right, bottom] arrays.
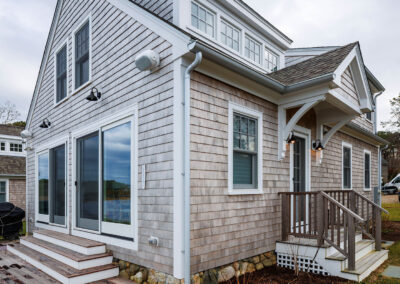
[[0, 101, 21, 124], [381, 93, 400, 130]]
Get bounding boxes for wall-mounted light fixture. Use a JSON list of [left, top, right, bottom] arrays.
[[287, 132, 296, 144], [86, 87, 102, 101], [39, 118, 51, 129], [312, 139, 324, 151]]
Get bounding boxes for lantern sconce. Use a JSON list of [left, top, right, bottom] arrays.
[[312, 139, 324, 151], [86, 87, 102, 101], [286, 131, 296, 144], [39, 118, 51, 129]]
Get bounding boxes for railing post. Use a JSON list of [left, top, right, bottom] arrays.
[[374, 207, 382, 251], [349, 191, 355, 213], [317, 192, 324, 246], [348, 214, 356, 271], [281, 194, 288, 241]]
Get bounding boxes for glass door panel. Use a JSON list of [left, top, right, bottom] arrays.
[[38, 153, 49, 223], [101, 121, 132, 238], [293, 136, 306, 224], [50, 145, 66, 225], [77, 133, 99, 231]]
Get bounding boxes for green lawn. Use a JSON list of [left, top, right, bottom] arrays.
[[382, 203, 400, 222]]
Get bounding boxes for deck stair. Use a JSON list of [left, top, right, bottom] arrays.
[[7, 229, 119, 284], [277, 190, 390, 282]]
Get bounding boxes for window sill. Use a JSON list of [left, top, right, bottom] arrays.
[[363, 188, 372, 192], [228, 188, 263, 195], [71, 80, 92, 96], [54, 96, 69, 108]]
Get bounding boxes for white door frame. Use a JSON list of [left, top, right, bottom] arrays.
[[289, 125, 311, 233]]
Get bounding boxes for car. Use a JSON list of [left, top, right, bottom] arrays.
[[382, 174, 400, 195]]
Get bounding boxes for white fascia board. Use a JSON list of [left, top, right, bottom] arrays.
[[0, 134, 22, 140], [107, 0, 192, 58], [285, 46, 339, 57]]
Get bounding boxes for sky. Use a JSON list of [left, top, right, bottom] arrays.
[[0, 0, 398, 129]]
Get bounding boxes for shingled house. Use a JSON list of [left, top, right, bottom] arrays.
[[0, 125, 26, 212], [14, 0, 389, 283]]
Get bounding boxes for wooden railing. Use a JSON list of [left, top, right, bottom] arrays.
[[280, 190, 388, 271]]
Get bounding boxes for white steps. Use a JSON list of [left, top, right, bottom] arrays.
[[7, 230, 118, 284]]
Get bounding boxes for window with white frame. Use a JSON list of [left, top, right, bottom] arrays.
[[366, 112, 372, 121], [364, 151, 371, 190], [342, 143, 352, 189], [265, 48, 278, 72], [56, 44, 67, 103], [0, 180, 7, 202], [245, 36, 261, 64], [229, 103, 263, 194], [0, 142, 5, 151], [10, 143, 22, 152], [191, 2, 215, 37], [75, 20, 90, 89], [221, 20, 240, 52]]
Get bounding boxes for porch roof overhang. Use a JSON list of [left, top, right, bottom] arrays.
[[342, 122, 389, 146]]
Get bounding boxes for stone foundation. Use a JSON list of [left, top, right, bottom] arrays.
[[114, 250, 276, 283]]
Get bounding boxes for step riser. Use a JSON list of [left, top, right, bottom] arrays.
[[7, 245, 119, 284], [21, 239, 113, 270], [34, 232, 106, 255], [325, 234, 363, 256], [358, 253, 388, 282]]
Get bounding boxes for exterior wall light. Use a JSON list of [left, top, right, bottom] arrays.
[[287, 132, 296, 144], [86, 87, 102, 101], [313, 139, 324, 151], [39, 118, 51, 129]]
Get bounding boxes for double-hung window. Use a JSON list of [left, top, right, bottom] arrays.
[[56, 45, 67, 103], [0, 180, 7, 203], [75, 21, 90, 89], [10, 143, 22, 152], [191, 2, 215, 37], [221, 20, 240, 52], [364, 151, 371, 190], [229, 103, 263, 194], [265, 48, 278, 72], [245, 36, 261, 64], [342, 143, 352, 189]]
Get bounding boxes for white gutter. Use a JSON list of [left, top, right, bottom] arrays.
[[183, 52, 202, 284]]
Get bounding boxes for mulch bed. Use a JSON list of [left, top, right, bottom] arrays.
[[221, 265, 348, 284]]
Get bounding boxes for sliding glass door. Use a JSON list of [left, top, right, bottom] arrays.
[[38, 153, 49, 223], [76, 133, 99, 231]]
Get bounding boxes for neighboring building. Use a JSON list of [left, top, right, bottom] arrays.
[[14, 0, 388, 283], [0, 125, 26, 211]]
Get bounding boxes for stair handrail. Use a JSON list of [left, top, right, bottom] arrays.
[[352, 190, 389, 214], [320, 192, 365, 222]]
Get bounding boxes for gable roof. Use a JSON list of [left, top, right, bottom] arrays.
[[268, 43, 358, 85], [0, 125, 23, 137], [0, 156, 26, 177]]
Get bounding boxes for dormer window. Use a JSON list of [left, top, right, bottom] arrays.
[[366, 112, 372, 121], [221, 20, 240, 52], [265, 48, 278, 72], [191, 2, 215, 37], [245, 35, 261, 64], [10, 143, 22, 152], [0, 142, 5, 151]]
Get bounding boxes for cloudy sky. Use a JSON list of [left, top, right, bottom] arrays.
[[0, 0, 398, 129]]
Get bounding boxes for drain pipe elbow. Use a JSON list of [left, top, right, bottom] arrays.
[[184, 52, 202, 284]]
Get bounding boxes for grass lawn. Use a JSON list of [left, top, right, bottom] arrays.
[[382, 203, 400, 222]]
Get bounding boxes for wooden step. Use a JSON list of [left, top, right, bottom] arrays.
[[21, 236, 113, 270], [7, 243, 118, 284], [326, 239, 374, 261], [342, 250, 388, 282], [34, 230, 106, 255]]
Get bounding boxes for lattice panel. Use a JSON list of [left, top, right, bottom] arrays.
[[277, 253, 330, 276]]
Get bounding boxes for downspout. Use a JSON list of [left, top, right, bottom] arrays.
[[373, 91, 384, 205], [184, 52, 202, 284]]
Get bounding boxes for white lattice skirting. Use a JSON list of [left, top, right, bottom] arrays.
[[277, 253, 330, 276]]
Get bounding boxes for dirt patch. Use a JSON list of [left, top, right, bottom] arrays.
[[382, 221, 400, 242], [221, 265, 348, 284], [382, 195, 399, 204]]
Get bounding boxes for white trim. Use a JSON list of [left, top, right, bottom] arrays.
[[71, 105, 138, 250], [363, 149, 372, 191], [53, 39, 69, 106], [71, 14, 92, 94], [0, 179, 9, 202], [228, 102, 263, 195], [342, 141, 353, 190]]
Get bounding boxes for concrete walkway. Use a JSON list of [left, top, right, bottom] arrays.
[[382, 265, 400, 279]]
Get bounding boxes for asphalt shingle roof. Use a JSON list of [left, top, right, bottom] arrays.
[[268, 42, 358, 86], [0, 125, 23, 137], [0, 156, 25, 176]]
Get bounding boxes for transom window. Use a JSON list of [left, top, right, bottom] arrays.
[[343, 144, 352, 189], [56, 45, 67, 103], [245, 36, 261, 64], [0, 181, 7, 203], [364, 151, 371, 189], [265, 48, 278, 72], [10, 143, 22, 152], [191, 2, 215, 37], [0, 142, 5, 151], [75, 21, 90, 89], [221, 20, 240, 52], [233, 113, 258, 188]]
